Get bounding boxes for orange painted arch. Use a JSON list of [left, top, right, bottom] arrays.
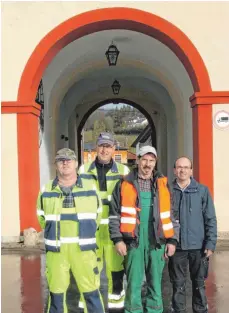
[[18, 7, 212, 103], [3, 7, 220, 232]]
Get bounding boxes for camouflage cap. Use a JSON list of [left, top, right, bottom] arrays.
[[55, 148, 77, 162]]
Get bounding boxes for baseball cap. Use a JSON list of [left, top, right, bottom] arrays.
[[137, 146, 157, 158], [97, 132, 115, 146], [55, 148, 77, 162]]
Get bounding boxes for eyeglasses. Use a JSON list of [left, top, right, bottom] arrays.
[[176, 166, 192, 170], [57, 159, 73, 164]]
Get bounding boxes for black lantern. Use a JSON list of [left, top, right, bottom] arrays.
[[35, 80, 44, 106], [105, 43, 119, 66], [111, 80, 121, 95]]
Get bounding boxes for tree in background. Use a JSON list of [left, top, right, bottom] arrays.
[[84, 103, 148, 148], [85, 110, 105, 130], [104, 116, 114, 132], [93, 120, 106, 142]]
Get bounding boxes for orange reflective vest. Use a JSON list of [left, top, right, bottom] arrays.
[[120, 177, 174, 239]]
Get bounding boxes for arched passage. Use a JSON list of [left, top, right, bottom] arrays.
[[2, 7, 214, 232], [18, 7, 211, 102], [77, 98, 157, 164]]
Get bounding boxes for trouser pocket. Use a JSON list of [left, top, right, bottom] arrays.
[[202, 257, 209, 279], [171, 281, 186, 312]]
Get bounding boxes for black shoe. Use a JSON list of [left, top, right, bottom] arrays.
[[108, 309, 124, 313]]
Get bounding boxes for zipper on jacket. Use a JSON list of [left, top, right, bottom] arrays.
[[189, 193, 192, 213]]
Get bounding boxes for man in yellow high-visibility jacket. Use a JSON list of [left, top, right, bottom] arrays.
[[37, 148, 104, 313], [79, 132, 129, 313]]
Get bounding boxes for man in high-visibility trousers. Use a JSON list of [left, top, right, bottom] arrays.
[[37, 148, 105, 313], [79, 132, 129, 313], [109, 145, 179, 313]]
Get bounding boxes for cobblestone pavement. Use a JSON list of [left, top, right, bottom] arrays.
[[2, 241, 229, 313]]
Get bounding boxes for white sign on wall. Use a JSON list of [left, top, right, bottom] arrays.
[[214, 110, 229, 130]]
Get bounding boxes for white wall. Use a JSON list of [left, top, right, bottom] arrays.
[[68, 110, 77, 154], [2, 2, 229, 101], [1, 114, 20, 241], [2, 1, 229, 234], [213, 104, 229, 235]]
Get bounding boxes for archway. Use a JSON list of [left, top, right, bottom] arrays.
[[77, 98, 157, 164], [2, 7, 214, 231], [17, 7, 211, 102]]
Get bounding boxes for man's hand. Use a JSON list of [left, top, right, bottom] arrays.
[[204, 249, 213, 258], [115, 241, 127, 256], [164, 243, 176, 259]]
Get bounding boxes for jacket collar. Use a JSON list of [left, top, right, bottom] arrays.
[[88, 158, 119, 174], [172, 177, 198, 192], [52, 174, 83, 190], [110, 160, 119, 173], [88, 161, 96, 173]]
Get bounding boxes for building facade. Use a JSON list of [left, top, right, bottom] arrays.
[[84, 149, 129, 164], [1, 1, 229, 241]]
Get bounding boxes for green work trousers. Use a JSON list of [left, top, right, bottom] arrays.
[[124, 191, 165, 313]]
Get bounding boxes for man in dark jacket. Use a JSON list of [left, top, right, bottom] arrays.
[[168, 156, 217, 313], [109, 146, 179, 313]]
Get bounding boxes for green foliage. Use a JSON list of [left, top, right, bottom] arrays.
[[84, 110, 105, 130], [93, 120, 106, 142], [104, 104, 146, 133], [83, 104, 147, 148], [103, 116, 114, 132], [114, 134, 137, 149], [83, 131, 138, 150], [84, 130, 93, 142]]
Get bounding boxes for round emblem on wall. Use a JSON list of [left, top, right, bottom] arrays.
[[214, 110, 229, 130]]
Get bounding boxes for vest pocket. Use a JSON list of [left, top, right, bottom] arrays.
[[45, 221, 56, 240], [79, 220, 97, 238]]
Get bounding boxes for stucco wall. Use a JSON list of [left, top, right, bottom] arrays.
[[2, 2, 229, 235], [1, 114, 20, 241], [213, 104, 229, 235], [2, 1, 229, 101]]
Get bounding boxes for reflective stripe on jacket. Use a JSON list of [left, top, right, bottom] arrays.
[[120, 177, 174, 239], [79, 160, 129, 223]]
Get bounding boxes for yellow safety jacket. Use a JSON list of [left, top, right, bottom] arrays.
[[79, 160, 129, 226], [36, 175, 102, 252]]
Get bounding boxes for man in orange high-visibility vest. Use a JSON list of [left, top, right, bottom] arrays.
[[109, 145, 179, 313]]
